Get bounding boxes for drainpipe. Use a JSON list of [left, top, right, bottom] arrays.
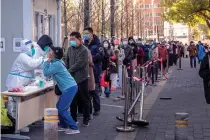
[[56, 0, 61, 46]]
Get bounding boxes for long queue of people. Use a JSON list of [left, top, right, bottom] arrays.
[[3, 24, 210, 136]]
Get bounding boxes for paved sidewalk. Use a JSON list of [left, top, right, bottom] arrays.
[[135, 58, 210, 140]]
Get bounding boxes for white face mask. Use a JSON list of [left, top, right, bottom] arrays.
[[123, 41, 128, 46], [104, 43, 109, 48]]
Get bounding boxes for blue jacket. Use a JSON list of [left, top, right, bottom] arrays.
[[43, 59, 77, 92], [198, 44, 205, 61], [84, 35, 104, 65]]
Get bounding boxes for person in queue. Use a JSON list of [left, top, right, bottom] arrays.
[[128, 36, 138, 69], [118, 45, 125, 88], [43, 47, 79, 135], [187, 41, 198, 68], [83, 27, 104, 116], [6, 39, 44, 132], [66, 32, 90, 126], [87, 48, 95, 119], [102, 40, 112, 97], [158, 44, 168, 70], [199, 50, 210, 104], [121, 38, 133, 77]]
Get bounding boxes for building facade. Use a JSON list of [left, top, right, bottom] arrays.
[[137, 0, 164, 40], [1, 0, 61, 91]]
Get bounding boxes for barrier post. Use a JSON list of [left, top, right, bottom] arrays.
[[175, 113, 188, 140], [118, 65, 126, 99], [44, 108, 58, 140], [177, 56, 183, 70], [116, 77, 135, 132]]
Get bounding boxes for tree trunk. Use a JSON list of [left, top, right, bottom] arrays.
[[84, 0, 90, 28], [126, 0, 129, 38], [101, 0, 105, 41], [110, 0, 115, 39], [120, 0, 124, 38]]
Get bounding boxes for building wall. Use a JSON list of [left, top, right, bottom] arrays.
[[138, 0, 164, 38], [1, 0, 24, 91], [33, 0, 57, 44]]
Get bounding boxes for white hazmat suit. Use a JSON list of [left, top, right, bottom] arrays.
[[6, 39, 44, 119]]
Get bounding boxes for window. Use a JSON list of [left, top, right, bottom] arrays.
[[34, 12, 55, 43], [145, 4, 149, 8], [156, 13, 161, 17]]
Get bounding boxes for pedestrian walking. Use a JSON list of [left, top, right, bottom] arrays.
[[66, 32, 90, 126], [187, 41, 198, 68], [84, 27, 104, 116]]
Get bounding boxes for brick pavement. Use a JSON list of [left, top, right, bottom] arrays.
[[135, 58, 210, 140]]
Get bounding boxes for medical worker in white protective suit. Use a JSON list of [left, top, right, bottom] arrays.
[[6, 39, 44, 90], [6, 40, 44, 133]]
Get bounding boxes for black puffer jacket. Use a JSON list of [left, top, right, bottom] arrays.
[[199, 52, 210, 104]]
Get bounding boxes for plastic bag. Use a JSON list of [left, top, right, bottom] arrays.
[[100, 72, 110, 88], [1, 98, 15, 134]]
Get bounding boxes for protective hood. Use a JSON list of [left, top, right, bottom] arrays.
[[21, 39, 33, 56], [37, 35, 53, 51]]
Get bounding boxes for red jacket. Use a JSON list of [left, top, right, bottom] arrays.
[[158, 46, 168, 61]]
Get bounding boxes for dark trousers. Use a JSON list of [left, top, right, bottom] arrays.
[[71, 79, 90, 122], [190, 56, 196, 68], [169, 54, 173, 66], [173, 54, 178, 65], [89, 90, 100, 113]]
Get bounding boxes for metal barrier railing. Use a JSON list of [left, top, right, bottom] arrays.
[[116, 57, 168, 132]]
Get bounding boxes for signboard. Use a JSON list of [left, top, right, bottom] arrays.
[[13, 38, 22, 52], [0, 38, 5, 52]]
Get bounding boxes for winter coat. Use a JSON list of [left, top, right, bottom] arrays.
[[199, 52, 210, 104], [66, 45, 89, 84], [198, 44, 206, 61], [122, 45, 133, 66], [85, 34, 104, 83], [187, 45, 197, 57], [158, 46, 168, 61], [110, 56, 118, 73], [87, 50, 95, 91], [118, 48, 125, 65]]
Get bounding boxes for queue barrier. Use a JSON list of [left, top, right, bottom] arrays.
[[116, 57, 169, 132]]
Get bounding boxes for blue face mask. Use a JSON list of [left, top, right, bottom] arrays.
[[31, 48, 36, 56], [44, 46, 50, 52], [70, 41, 77, 47], [83, 34, 90, 41]]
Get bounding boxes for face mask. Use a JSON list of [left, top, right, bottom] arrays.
[[70, 41, 77, 47], [44, 46, 50, 52], [129, 41, 134, 44], [137, 41, 141, 43], [104, 43, 109, 48], [31, 48, 36, 56], [83, 34, 90, 40], [123, 41, 128, 46]]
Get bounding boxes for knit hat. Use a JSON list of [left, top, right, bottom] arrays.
[[50, 46, 63, 59]]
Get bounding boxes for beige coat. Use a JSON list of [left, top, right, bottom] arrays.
[[88, 50, 95, 91]]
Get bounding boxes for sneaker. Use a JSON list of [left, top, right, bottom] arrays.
[[77, 113, 83, 118], [83, 120, 90, 127], [58, 127, 68, 132], [93, 111, 100, 116], [65, 129, 80, 135]]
